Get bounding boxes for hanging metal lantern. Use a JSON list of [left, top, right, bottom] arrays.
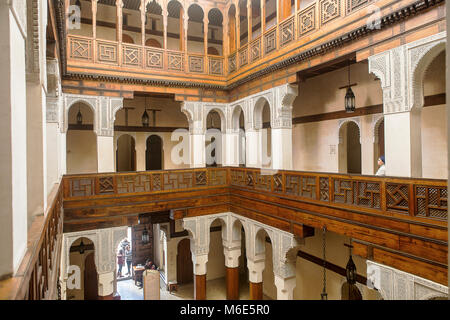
[[345, 61, 356, 113], [345, 255, 357, 285], [76, 108, 83, 125], [78, 239, 85, 254], [142, 226, 149, 244], [142, 110, 149, 127], [345, 87, 356, 113]]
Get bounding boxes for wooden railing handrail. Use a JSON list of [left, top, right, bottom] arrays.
[[62, 167, 448, 226], [0, 181, 64, 300]]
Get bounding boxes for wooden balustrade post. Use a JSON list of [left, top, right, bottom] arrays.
[[179, 7, 184, 51], [140, 0, 146, 47], [236, 3, 241, 50], [92, 0, 98, 40], [247, 0, 252, 42], [163, 7, 168, 50], [204, 16, 208, 72], [116, 0, 123, 43], [226, 267, 239, 300]]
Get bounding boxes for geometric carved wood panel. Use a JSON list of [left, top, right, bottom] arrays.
[[320, 0, 341, 25], [298, 4, 316, 36], [346, 0, 372, 14]]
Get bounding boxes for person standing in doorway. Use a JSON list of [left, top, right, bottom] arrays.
[[117, 249, 125, 278], [376, 155, 386, 176], [125, 245, 132, 276]]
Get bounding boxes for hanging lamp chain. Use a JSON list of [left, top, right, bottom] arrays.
[[321, 226, 328, 300]]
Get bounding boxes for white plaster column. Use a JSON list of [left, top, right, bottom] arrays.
[[246, 129, 261, 168], [224, 130, 240, 167], [97, 135, 115, 173], [0, 0, 28, 278], [190, 131, 206, 168], [270, 84, 298, 171], [135, 132, 146, 171], [274, 275, 297, 300], [271, 127, 292, 170], [368, 33, 446, 177], [98, 271, 115, 297]]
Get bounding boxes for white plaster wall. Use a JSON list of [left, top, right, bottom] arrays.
[[66, 130, 98, 174], [0, 4, 28, 277]]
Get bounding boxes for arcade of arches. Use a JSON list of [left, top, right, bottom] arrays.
[[0, 0, 448, 301]]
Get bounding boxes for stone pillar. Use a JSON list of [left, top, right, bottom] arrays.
[[190, 130, 206, 168], [97, 135, 115, 173], [98, 271, 115, 299], [0, 0, 28, 278]]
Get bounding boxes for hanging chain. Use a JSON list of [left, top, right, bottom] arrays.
[[321, 226, 328, 300]]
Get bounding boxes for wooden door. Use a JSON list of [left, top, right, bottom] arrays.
[[177, 239, 193, 284], [84, 252, 98, 300], [132, 224, 153, 267]]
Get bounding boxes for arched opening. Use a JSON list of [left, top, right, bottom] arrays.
[[68, 0, 93, 38], [167, 0, 184, 51], [251, 0, 262, 39], [146, 135, 163, 170], [206, 219, 226, 297], [116, 134, 136, 172], [265, 0, 277, 31], [232, 219, 249, 299], [256, 228, 275, 299], [145, 1, 164, 48], [177, 238, 193, 285], [228, 5, 237, 53], [145, 38, 162, 48], [232, 106, 246, 167], [66, 102, 98, 174], [206, 110, 224, 167], [67, 237, 96, 300], [122, 33, 134, 44], [239, 0, 248, 47], [187, 4, 205, 54], [338, 121, 361, 174], [374, 118, 385, 174], [421, 50, 447, 179], [208, 8, 223, 56], [254, 98, 272, 168]]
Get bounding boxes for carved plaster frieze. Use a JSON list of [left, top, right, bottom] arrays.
[[338, 117, 361, 145], [366, 260, 448, 300], [368, 32, 446, 115], [63, 93, 123, 136]]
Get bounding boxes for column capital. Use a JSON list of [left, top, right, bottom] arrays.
[[274, 275, 296, 300]]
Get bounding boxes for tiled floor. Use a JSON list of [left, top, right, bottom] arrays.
[[116, 276, 271, 300]]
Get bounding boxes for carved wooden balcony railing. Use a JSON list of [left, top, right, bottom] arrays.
[[64, 0, 444, 90], [62, 167, 447, 285], [67, 35, 225, 80], [63, 167, 447, 223], [0, 183, 64, 300]]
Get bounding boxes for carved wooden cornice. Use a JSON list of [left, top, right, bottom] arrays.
[[55, 0, 445, 92]]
